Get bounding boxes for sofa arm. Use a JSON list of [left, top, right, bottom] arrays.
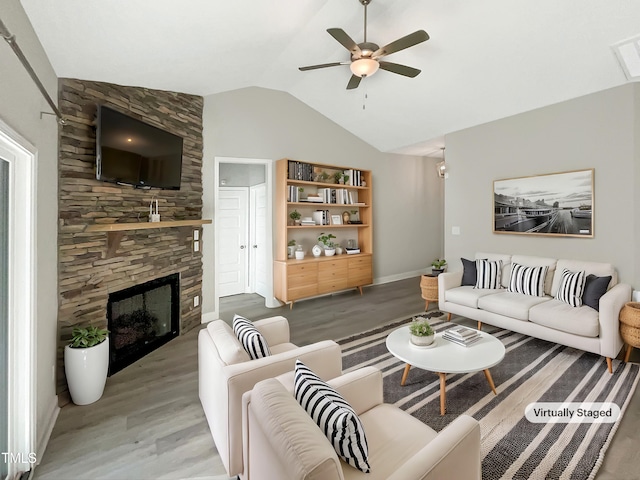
[[438, 271, 463, 305], [255, 315, 290, 346], [387, 415, 481, 480], [598, 283, 632, 358], [328, 367, 383, 415]]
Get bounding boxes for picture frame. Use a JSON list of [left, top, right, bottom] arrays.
[[493, 169, 594, 237], [331, 214, 342, 225]]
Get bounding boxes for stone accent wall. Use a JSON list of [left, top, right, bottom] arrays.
[[57, 79, 204, 395]]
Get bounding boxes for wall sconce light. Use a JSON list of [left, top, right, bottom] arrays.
[[436, 147, 446, 178]]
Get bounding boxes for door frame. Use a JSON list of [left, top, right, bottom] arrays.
[[212, 157, 277, 318], [0, 118, 37, 477]]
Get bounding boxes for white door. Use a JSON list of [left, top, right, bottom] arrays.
[[250, 183, 268, 298], [0, 157, 8, 480], [218, 188, 248, 297]]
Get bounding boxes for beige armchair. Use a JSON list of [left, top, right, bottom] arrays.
[[241, 366, 481, 480], [198, 316, 342, 477]]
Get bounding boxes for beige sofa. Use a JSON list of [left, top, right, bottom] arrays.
[[438, 253, 632, 373], [198, 316, 343, 477], [241, 366, 481, 480]]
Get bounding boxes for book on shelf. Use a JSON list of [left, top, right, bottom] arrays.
[[346, 248, 361, 254]]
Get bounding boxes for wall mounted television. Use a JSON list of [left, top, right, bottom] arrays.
[[96, 105, 183, 190]]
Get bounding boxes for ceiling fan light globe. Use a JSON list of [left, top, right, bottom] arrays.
[[350, 58, 379, 78]]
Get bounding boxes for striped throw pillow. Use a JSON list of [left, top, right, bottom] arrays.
[[555, 269, 586, 307], [294, 360, 370, 473], [232, 315, 271, 360], [508, 263, 548, 297], [475, 259, 503, 289]]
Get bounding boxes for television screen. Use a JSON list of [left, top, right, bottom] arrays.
[[96, 105, 183, 190]]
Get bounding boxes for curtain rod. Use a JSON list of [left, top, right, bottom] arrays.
[[0, 17, 65, 124]]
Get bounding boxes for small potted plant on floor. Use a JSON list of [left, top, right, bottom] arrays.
[[318, 232, 337, 256], [431, 258, 447, 275], [409, 316, 435, 346], [64, 325, 110, 405]]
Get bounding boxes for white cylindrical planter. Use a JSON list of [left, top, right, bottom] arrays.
[[64, 337, 109, 405]]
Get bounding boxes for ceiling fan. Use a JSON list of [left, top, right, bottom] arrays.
[[299, 0, 429, 90]]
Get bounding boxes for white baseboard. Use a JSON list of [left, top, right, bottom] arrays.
[[35, 396, 59, 466], [374, 269, 427, 286]]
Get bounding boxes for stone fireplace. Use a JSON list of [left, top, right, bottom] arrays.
[[108, 273, 180, 375], [57, 78, 204, 398]]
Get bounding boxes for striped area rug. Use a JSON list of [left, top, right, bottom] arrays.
[[339, 314, 640, 480]]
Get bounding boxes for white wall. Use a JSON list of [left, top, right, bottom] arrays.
[[202, 87, 444, 315], [444, 84, 638, 288], [0, 0, 59, 460]]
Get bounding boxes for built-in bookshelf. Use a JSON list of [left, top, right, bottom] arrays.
[[274, 159, 373, 307]]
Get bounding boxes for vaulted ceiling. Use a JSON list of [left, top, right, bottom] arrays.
[[21, 0, 640, 156]]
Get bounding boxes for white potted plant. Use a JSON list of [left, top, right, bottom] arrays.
[[431, 258, 447, 275], [318, 232, 337, 256], [409, 316, 435, 346], [64, 325, 110, 405]]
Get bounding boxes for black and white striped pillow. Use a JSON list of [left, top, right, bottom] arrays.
[[508, 263, 548, 297], [475, 259, 503, 289], [232, 315, 271, 360], [294, 360, 370, 473], [555, 269, 586, 307]]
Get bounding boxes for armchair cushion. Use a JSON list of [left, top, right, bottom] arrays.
[[582, 274, 612, 311], [475, 259, 503, 289], [555, 269, 586, 307], [207, 320, 250, 366], [294, 360, 370, 473], [233, 314, 271, 359]]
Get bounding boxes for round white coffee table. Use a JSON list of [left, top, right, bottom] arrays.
[[386, 325, 505, 415]]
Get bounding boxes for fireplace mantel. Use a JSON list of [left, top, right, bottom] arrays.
[[85, 219, 212, 256]]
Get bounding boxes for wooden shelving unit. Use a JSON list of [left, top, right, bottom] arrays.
[[274, 159, 373, 307], [85, 219, 212, 256]]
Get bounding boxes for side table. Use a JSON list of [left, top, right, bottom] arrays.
[[420, 274, 439, 311], [620, 302, 640, 362]]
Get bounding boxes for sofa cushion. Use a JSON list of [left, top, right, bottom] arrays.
[[476, 253, 511, 288], [445, 286, 503, 309], [233, 315, 271, 360], [555, 269, 586, 307], [461, 258, 478, 286], [511, 255, 557, 295], [582, 274, 612, 311], [207, 320, 250, 365], [475, 259, 503, 289], [507, 263, 548, 297], [551, 260, 616, 297], [294, 360, 370, 473], [529, 299, 600, 337], [477, 292, 551, 321]]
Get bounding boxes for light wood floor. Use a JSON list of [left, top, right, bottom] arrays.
[[33, 277, 640, 480]]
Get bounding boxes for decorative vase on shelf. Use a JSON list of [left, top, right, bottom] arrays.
[[295, 246, 305, 260], [312, 244, 322, 258], [325, 248, 336, 257]]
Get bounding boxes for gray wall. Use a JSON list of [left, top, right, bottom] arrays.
[[202, 87, 444, 315], [1, 0, 59, 457], [444, 84, 639, 289]]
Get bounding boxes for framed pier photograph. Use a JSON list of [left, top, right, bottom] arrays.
[[493, 169, 594, 237]]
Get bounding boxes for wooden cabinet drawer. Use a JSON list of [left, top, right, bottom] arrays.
[[287, 284, 318, 301], [348, 256, 372, 287], [318, 259, 347, 282], [348, 256, 372, 268], [318, 278, 348, 294], [287, 263, 318, 287]]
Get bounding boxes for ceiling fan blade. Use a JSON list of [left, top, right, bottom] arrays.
[[373, 30, 429, 58], [378, 61, 421, 78], [327, 28, 362, 57], [299, 62, 348, 71], [346, 75, 362, 90]]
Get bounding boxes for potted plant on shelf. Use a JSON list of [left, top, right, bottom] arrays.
[[64, 325, 110, 405], [289, 209, 301, 226], [409, 316, 435, 346], [318, 232, 337, 256], [287, 239, 296, 258], [333, 171, 343, 184], [431, 258, 447, 275]]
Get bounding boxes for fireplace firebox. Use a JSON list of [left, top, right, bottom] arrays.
[[107, 273, 180, 375]]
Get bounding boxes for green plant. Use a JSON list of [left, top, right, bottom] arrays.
[[343, 174, 349, 184], [431, 258, 447, 269], [318, 171, 330, 182], [409, 317, 434, 337], [333, 171, 343, 183], [69, 325, 109, 348], [318, 232, 337, 248], [288, 239, 296, 246], [289, 209, 301, 221]]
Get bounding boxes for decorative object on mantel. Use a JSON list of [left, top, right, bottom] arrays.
[[620, 302, 640, 362], [408, 315, 434, 346], [64, 325, 110, 405], [149, 197, 160, 222], [431, 258, 447, 275]]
